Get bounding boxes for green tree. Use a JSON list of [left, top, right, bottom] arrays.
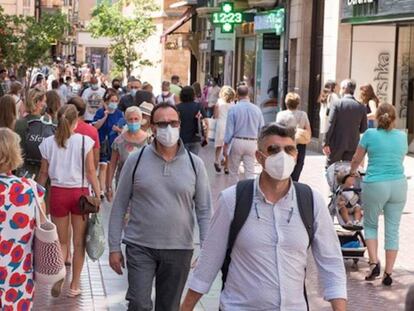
[[88, 0, 157, 78], [0, 6, 69, 89]]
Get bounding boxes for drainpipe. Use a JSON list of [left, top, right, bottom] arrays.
[[282, 0, 290, 109]]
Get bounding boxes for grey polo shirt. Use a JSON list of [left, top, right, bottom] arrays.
[[108, 141, 212, 252]]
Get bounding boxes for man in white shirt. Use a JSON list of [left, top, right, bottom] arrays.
[[81, 76, 106, 122], [181, 123, 347, 311]]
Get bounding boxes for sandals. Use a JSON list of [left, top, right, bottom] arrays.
[[67, 288, 82, 298], [51, 278, 65, 297], [365, 261, 380, 281], [382, 272, 393, 286]]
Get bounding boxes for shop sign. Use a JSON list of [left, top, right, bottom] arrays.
[[214, 27, 235, 51], [211, 2, 243, 33], [254, 8, 285, 35], [347, 0, 375, 5]]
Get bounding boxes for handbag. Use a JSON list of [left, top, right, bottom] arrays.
[[79, 136, 101, 218], [86, 213, 105, 261], [295, 128, 311, 145], [30, 179, 66, 284]]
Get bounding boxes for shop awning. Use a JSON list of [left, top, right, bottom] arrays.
[[161, 7, 196, 44]]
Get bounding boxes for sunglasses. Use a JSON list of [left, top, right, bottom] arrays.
[[154, 120, 181, 128], [266, 144, 297, 156]]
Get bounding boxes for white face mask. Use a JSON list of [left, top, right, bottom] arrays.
[[264, 151, 296, 181], [156, 125, 180, 147]]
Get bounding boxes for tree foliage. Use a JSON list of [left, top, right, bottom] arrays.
[[0, 6, 69, 69], [88, 0, 158, 77]]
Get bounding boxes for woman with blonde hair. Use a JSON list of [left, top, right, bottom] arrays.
[[106, 106, 148, 201], [37, 104, 101, 297], [359, 83, 380, 128], [214, 85, 236, 173], [351, 103, 407, 286], [276, 92, 312, 181], [0, 94, 17, 129], [14, 88, 51, 178], [0, 128, 46, 310]]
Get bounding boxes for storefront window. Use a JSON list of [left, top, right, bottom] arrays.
[[395, 25, 414, 151], [241, 37, 256, 100]]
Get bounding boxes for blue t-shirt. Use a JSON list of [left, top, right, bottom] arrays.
[[93, 108, 124, 146], [359, 128, 407, 183]]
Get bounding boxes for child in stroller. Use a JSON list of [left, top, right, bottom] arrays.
[[336, 172, 363, 230]]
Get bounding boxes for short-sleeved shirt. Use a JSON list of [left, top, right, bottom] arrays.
[[276, 109, 310, 129], [177, 101, 207, 143], [112, 133, 148, 181], [81, 87, 106, 121], [359, 128, 407, 183], [93, 108, 124, 146], [74, 119, 100, 149], [39, 134, 94, 187]]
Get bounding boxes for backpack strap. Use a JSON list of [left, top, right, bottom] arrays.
[[293, 182, 314, 248], [221, 179, 254, 290], [186, 149, 197, 176], [131, 146, 146, 185]]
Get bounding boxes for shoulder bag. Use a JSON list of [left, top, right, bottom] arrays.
[[79, 135, 101, 219], [30, 179, 66, 284]]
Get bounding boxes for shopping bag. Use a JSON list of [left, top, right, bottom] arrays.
[[207, 118, 216, 140], [86, 213, 105, 261], [30, 180, 66, 284]]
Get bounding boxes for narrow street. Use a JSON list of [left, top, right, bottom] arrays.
[[33, 144, 414, 311]]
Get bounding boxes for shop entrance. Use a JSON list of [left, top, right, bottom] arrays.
[[395, 24, 414, 152]]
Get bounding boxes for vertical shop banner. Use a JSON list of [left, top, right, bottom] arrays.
[[351, 25, 395, 105], [214, 28, 236, 51]]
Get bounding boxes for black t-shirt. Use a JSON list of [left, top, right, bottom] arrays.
[[177, 101, 207, 143]]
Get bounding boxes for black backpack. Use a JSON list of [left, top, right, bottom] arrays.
[[24, 119, 56, 166], [221, 179, 314, 292]]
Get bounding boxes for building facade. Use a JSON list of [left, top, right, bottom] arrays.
[[0, 0, 34, 16]]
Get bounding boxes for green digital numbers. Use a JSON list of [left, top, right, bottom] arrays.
[[211, 2, 244, 33]]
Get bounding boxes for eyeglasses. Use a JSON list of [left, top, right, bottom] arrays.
[[154, 120, 181, 128], [266, 144, 297, 156]]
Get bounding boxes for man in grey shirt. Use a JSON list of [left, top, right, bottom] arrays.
[[323, 79, 367, 167], [108, 103, 212, 311]]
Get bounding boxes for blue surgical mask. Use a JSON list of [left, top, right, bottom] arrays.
[[91, 83, 99, 90], [108, 102, 118, 110], [130, 89, 137, 97], [127, 122, 141, 133]]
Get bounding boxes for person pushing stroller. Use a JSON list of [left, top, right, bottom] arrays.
[[336, 171, 363, 230]]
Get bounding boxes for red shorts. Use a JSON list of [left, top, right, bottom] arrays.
[[49, 186, 89, 217]]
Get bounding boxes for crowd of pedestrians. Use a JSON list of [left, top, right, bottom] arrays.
[[0, 60, 411, 311]]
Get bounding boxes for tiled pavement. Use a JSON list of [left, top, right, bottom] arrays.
[[33, 145, 414, 310]]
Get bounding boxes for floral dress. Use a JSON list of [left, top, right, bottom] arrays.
[[0, 174, 44, 311]]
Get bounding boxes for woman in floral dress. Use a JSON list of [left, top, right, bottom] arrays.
[[0, 128, 45, 311]]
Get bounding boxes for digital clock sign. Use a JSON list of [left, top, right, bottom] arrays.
[[212, 2, 244, 33]]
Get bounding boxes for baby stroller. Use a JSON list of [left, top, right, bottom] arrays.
[[326, 161, 366, 265]]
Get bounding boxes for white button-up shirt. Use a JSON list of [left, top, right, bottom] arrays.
[[188, 178, 347, 310]]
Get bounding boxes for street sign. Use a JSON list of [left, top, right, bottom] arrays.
[[211, 2, 244, 33]]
